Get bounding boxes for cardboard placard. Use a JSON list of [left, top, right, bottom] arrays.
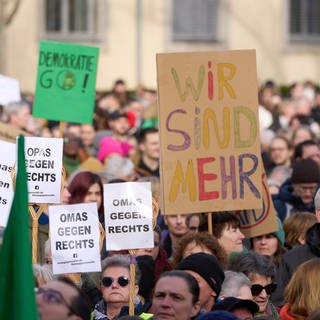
[[32, 41, 99, 124], [157, 50, 263, 214], [0, 141, 15, 227], [237, 172, 278, 238], [24, 137, 63, 203], [50, 203, 101, 274], [0, 75, 21, 105], [103, 182, 154, 250]]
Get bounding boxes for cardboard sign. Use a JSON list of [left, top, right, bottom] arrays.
[[24, 137, 63, 203], [157, 50, 262, 215], [0, 122, 30, 143], [0, 75, 21, 105], [237, 172, 278, 238], [0, 141, 15, 227], [49, 203, 101, 274], [103, 182, 154, 250], [32, 41, 99, 124]]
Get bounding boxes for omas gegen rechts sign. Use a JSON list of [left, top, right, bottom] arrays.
[[24, 137, 63, 203]]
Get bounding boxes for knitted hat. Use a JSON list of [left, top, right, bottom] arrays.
[[176, 253, 225, 295], [273, 217, 285, 246], [97, 136, 133, 162], [212, 297, 259, 316], [291, 158, 320, 184]]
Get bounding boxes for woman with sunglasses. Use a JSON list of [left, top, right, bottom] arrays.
[[94, 255, 142, 320], [228, 252, 279, 319]]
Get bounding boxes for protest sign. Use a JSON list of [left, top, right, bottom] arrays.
[[157, 50, 262, 215], [0, 75, 21, 105], [0, 141, 15, 227], [24, 137, 63, 203], [0, 122, 30, 143], [32, 41, 99, 123], [236, 172, 278, 238], [49, 202, 101, 274], [103, 182, 154, 250]]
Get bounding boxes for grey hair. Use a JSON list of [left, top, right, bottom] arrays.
[[33, 264, 54, 284], [220, 271, 251, 298], [4, 100, 30, 116], [101, 254, 141, 285], [103, 155, 134, 181], [228, 252, 276, 281], [314, 188, 320, 209]]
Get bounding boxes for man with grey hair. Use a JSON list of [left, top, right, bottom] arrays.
[[102, 155, 136, 182], [4, 100, 31, 131], [219, 271, 253, 301]]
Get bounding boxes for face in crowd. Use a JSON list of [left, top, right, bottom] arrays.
[[164, 214, 188, 238], [252, 234, 278, 257], [36, 280, 88, 320], [100, 265, 137, 306], [249, 273, 276, 313], [152, 272, 200, 320], [218, 224, 245, 255]]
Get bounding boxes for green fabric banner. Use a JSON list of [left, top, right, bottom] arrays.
[[0, 136, 39, 319]]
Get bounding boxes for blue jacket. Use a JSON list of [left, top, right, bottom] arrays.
[[272, 179, 315, 221]]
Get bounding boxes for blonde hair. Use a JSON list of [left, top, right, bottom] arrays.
[[283, 212, 317, 249], [284, 258, 320, 320]]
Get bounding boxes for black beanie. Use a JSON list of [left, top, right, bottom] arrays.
[[291, 158, 320, 184], [176, 252, 225, 295]]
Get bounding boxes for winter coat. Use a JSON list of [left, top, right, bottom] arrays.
[[272, 179, 315, 221], [271, 223, 320, 307]]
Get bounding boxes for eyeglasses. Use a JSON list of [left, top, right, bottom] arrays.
[[36, 287, 78, 316], [102, 276, 129, 288], [251, 283, 277, 296]]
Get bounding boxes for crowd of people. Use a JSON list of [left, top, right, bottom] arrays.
[[1, 78, 320, 319]]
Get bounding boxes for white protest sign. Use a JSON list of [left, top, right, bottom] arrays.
[[0, 75, 21, 105], [49, 202, 101, 274], [0, 141, 15, 227], [103, 181, 153, 250], [24, 137, 63, 203]]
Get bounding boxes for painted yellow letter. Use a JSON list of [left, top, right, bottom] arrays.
[[169, 160, 197, 202]]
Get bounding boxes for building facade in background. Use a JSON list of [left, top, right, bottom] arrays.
[[2, 0, 320, 92]]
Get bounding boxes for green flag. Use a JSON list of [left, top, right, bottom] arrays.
[[0, 136, 39, 319]]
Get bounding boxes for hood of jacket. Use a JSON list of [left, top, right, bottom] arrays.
[[306, 223, 320, 257]]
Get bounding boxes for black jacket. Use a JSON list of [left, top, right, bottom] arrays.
[[271, 223, 320, 306]]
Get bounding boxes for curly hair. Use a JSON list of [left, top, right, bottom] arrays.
[[171, 231, 227, 269]]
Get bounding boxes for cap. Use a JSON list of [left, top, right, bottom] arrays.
[[212, 297, 259, 315]]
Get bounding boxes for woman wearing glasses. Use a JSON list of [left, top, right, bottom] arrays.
[[228, 252, 279, 319], [94, 255, 142, 320]]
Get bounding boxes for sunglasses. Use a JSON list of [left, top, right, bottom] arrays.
[[102, 276, 129, 288], [251, 283, 277, 296], [36, 287, 78, 316]]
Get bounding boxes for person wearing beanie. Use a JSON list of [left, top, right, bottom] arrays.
[[97, 136, 133, 164], [251, 217, 287, 268], [272, 158, 320, 221], [176, 252, 225, 312]]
